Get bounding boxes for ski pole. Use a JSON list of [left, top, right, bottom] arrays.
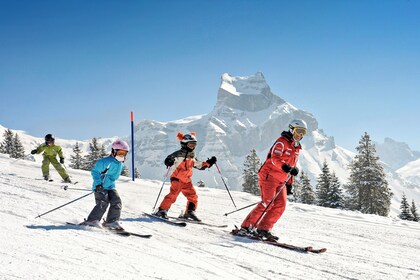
[[253, 174, 292, 228], [152, 167, 171, 212], [62, 185, 91, 192], [35, 163, 111, 219], [215, 163, 237, 209], [35, 191, 93, 219], [224, 202, 258, 216]]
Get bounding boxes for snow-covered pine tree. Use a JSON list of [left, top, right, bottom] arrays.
[[0, 129, 15, 155], [121, 165, 129, 177], [290, 172, 302, 202], [82, 138, 104, 170], [399, 193, 412, 220], [298, 171, 316, 205], [327, 172, 344, 208], [69, 142, 83, 169], [316, 160, 331, 207], [410, 200, 419, 222], [242, 149, 261, 196], [99, 144, 108, 158], [134, 167, 141, 179], [11, 133, 25, 159], [345, 132, 393, 216]]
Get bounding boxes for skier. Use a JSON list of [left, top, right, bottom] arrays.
[[30, 134, 71, 183], [238, 119, 307, 241], [82, 140, 129, 230], [155, 132, 217, 221]]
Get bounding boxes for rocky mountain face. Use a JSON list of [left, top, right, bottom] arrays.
[[132, 73, 355, 190]]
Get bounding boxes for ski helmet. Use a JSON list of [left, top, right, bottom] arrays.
[[111, 140, 130, 152], [289, 119, 308, 136], [45, 134, 55, 142], [177, 132, 197, 151]]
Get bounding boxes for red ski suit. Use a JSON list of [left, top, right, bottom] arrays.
[[241, 131, 301, 231], [159, 149, 210, 212]]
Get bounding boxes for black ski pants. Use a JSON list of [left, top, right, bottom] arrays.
[[87, 189, 122, 223]]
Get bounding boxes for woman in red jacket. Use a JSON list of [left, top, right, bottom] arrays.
[[239, 119, 308, 241], [155, 132, 217, 221]]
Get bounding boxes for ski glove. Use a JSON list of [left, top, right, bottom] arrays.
[[290, 167, 299, 176], [60, 157, 64, 164], [206, 156, 217, 167], [281, 164, 292, 173], [95, 184, 104, 193], [286, 184, 293, 195], [31, 149, 37, 155], [164, 156, 175, 167]]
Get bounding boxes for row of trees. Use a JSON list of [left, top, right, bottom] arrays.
[[399, 193, 419, 221], [242, 132, 418, 220], [0, 129, 26, 159], [69, 138, 140, 178]]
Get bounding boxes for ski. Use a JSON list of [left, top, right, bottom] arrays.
[[66, 222, 152, 238], [231, 228, 326, 254], [143, 212, 187, 227], [168, 216, 228, 228]]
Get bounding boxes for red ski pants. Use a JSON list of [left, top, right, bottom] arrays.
[[159, 180, 198, 212], [241, 173, 287, 231]]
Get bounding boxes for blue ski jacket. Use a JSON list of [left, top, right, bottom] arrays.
[[91, 156, 124, 191]]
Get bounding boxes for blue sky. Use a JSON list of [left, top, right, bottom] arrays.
[[1, 0, 419, 151]]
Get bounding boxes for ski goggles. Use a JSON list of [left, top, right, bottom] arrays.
[[293, 127, 307, 136], [115, 150, 128, 156], [187, 142, 197, 148]]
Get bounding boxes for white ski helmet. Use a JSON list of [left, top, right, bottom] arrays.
[[111, 140, 129, 152], [289, 119, 308, 136]]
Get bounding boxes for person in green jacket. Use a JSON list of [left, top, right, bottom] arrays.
[[31, 134, 71, 182]]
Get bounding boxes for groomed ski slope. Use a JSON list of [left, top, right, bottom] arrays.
[[0, 154, 419, 280]]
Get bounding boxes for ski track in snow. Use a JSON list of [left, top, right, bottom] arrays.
[[1, 154, 420, 280]]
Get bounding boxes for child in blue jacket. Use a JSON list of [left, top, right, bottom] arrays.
[[83, 140, 129, 230]]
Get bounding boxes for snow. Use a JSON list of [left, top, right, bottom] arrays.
[[1, 154, 420, 279]]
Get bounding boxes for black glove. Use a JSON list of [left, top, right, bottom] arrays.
[[60, 157, 64, 164], [290, 167, 299, 176], [286, 184, 293, 195], [164, 156, 175, 167], [281, 164, 292, 173], [206, 156, 217, 167], [95, 184, 104, 193], [31, 149, 37, 155]]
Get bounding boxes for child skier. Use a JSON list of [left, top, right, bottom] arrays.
[[155, 132, 217, 222], [30, 134, 71, 183], [82, 139, 129, 230]]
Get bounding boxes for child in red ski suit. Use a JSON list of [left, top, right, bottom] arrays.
[[239, 119, 307, 241], [155, 132, 217, 221]]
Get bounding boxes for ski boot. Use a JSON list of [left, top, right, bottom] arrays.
[[255, 228, 279, 242], [183, 210, 201, 222], [102, 220, 124, 231], [155, 208, 169, 220]]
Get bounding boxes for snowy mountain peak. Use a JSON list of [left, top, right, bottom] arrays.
[[217, 72, 285, 112]]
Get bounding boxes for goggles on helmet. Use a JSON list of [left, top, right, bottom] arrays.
[[115, 150, 128, 156], [293, 127, 307, 136]]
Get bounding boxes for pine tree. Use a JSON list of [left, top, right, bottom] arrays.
[[70, 142, 83, 169], [242, 149, 261, 196], [297, 171, 316, 205], [11, 133, 25, 159], [411, 200, 419, 222], [316, 161, 331, 207], [134, 167, 141, 179], [345, 132, 393, 216], [121, 165, 129, 177], [327, 172, 344, 208], [0, 129, 15, 155], [82, 138, 106, 170], [399, 193, 412, 220], [290, 173, 302, 202]]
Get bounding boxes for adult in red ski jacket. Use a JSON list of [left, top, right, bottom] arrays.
[[155, 132, 217, 222], [240, 119, 308, 241]]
